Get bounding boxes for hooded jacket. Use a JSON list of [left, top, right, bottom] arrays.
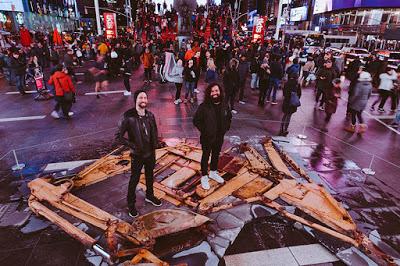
[[116, 108, 159, 157], [48, 71, 75, 96], [349, 81, 372, 112]]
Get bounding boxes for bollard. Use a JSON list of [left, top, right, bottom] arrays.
[[11, 150, 25, 171], [362, 155, 375, 176]]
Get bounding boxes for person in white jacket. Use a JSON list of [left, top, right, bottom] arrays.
[[376, 68, 398, 113], [170, 59, 184, 104]]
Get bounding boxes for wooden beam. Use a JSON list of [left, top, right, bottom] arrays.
[[262, 139, 294, 178], [233, 177, 273, 199]]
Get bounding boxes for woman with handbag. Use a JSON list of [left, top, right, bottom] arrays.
[[279, 72, 302, 136], [48, 64, 76, 119]]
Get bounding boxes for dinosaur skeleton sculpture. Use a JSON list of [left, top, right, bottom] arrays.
[[28, 138, 397, 265]]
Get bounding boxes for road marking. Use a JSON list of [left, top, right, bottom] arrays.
[[85, 90, 125, 95], [371, 115, 396, 120], [75, 72, 85, 76], [5, 90, 36, 95], [363, 111, 400, 135], [0, 115, 46, 123]]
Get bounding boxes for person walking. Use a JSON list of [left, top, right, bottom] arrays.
[[250, 54, 260, 91], [9, 50, 26, 95], [193, 83, 232, 190], [223, 58, 240, 113], [345, 71, 372, 134], [116, 89, 162, 218], [315, 60, 336, 111], [258, 62, 270, 106], [141, 48, 154, 83], [183, 59, 197, 103], [89, 55, 109, 99], [48, 64, 76, 119], [322, 78, 341, 132], [170, 59, 184, 104], [266, 55, 283, 105], [374, 67, 398, 113], [237, 54, 249, 104], [279, 73, 301, 136]]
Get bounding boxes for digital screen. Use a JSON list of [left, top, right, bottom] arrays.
[[290, 6, 308, 21], [314, 0, 400, 14]]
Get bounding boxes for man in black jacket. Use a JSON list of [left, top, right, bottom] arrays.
[[193, 83, 232, 190], [9, 50, 26, 95], [116, 89, 162, 218]]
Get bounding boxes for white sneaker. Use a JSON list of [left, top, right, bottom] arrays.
[[68, 112, 74, 117], [174, 99, 180, 105], [51, 111, 60, 119], [194, 88, 200, 93], [209, 171, 224, 184], [201, 176, 210, 190], [239, 101, 246, 105], [178, 99, 182, 103], [231, 110, 238, 114], [124, 90, 132, 96]]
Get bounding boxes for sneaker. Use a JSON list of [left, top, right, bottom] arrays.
[[318, 106, 325, 111], [174, 99, 180, 105], [391, 123, 399, 128], [239, 101, 246, 105], [378, 108, 385, 113], [149, 80, 152, 83], [201, 176, 210, 190], [124, 90, 132, 96], [190, 98, 194, 103], [194, 88, 200, 93], [231, 109, 238, 114], [51, 111, 60, 119], [68, 112, 74, 117], [145, 196, 162, 207], [266, 100, 270, 103], [128, 207, 139, 218], [271, 101, 278, 105], [209, 171, 224, 184], [178, 99, 182, 103]]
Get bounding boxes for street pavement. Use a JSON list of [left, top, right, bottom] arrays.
[[0, 61, 400, 265]]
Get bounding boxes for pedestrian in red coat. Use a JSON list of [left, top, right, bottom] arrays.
[[19, 26, 32, 47]]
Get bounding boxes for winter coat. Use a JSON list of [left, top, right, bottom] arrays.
[[250, 58, 260, 74], [286, 63, 301, 76], [141, 52, 154, 68], [316, 67, 337, 90], [48, 71, 76, 97], [324, 86, 341, 114], [335, 57, 345, 74], [282, 79, 302, 114], [183, 66, 197, 82], [349, 81, 372, 112], [193, 102, 232, 145], [269, 61, 283, 79], [20, 28, 32, 47], [223, 68, 240, 94], [379, 71, 398, 91], [170, 64, 184, 83], [116, 108, 159, 157], [258, 65, 270, 89], [9, 56, 26, 76], [205, 69, 218, 83], [238, 60, 249, 82]]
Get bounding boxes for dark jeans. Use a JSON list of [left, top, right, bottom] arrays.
[[378, 90, 396, 110], [238, 79, 246, 101], [123, 75, 131, 91], [54, 96, 72, 117], [258, 82, 268, 104], [144, 67, 152, 81], [316, 88, 325, 106], [325, 113, 332, 123], [15, 74, 25, 93], [226, 90, 237, 110], [350, 109, 363, 125], [127, 154, 155, 209], [201, 136, 224, 176], [175, 83, 183, 100], [280, 113, 292, 133], [267, 77, 280, 102]]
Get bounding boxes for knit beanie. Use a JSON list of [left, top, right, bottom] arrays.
[[133, 89, 147, 105]]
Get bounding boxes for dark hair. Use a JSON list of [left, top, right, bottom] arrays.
[[204, 83, 224, 104], [293, 58, 299, 64], [133, 89, 147, 104], [386, 67, 392, 73]]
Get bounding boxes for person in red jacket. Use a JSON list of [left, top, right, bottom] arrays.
[[48, 64, 76, 119]]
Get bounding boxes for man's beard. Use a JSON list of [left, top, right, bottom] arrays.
[[139, 102, 147, 108], [212, 95, 221, 103]]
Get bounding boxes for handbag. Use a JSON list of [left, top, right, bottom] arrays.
[[289, 90, 301, 107]]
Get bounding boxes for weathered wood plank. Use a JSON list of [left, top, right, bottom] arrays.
[[263, 140, 294, 178], [233, 178, 273, 199], [161, 167, 197, 188]]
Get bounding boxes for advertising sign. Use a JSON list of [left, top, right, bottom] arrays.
[[290, 6, 308, 22], [314, 0, 400, 14], [0, 0, 24, 12], [252, 16, 266, 43], [103, 12, 117, 39]]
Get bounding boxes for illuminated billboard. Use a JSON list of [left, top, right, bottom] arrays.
[[290, 6, 308, 21], [314, 0, 400, 14]]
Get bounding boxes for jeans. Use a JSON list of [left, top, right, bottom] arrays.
[[280, 113, 292, 133], [316, 88, 325, 107], [175, 83, 183, 100], [250, 73, 259, 89], [201, 135, 224, 176], [185, 81, 195, 99], [238, 79, 246, 101], [350, 109, 363, 125], [378, 90, 396, 110], [123, 75, 131, 91], [15, 74, 25, 93], [127, 154, 155, 209], [144, 67, 152, 81], [267, 77, 280, 102]]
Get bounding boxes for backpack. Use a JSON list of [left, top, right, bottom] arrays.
[[289, 90, 301, 107]]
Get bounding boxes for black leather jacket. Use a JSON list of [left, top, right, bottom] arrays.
[[116, 108, 159, 157]]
